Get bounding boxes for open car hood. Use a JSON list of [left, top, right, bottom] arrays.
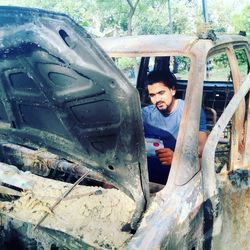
[[0, 6, 149, 223]]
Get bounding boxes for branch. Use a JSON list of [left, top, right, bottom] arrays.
[[127, 0, 134, 9], [127, 0, 140, 14]]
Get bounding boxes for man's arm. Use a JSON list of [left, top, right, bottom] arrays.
[[198, 108, 208, 158], [156, 148, 174, 166], [198, 131, 208, 158], [157, 131, 207, 165]]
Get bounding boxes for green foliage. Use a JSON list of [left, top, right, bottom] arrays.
[[212, 53, 229, 69], [175, 57, 190, 72], [95, 0, 129, 34], [211, 50, 248, 73], [232, 4, 250, 39], [116, 58, 134, 71], [0, 0, 90, 28], [235, 49, 248, 66], [0, 0, 249, 38], [133, 0, 198, 35]]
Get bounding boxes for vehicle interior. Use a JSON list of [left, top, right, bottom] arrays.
[[116, 45, 250, 249], [114, 47, 250, 177]]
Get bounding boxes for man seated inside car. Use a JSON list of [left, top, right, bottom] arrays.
[[142, 70, 208, 188]]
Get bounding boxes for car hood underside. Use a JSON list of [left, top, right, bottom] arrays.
[[0, 6, 149, 229]]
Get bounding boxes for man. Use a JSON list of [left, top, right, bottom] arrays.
[[142, 70, 207, 185]]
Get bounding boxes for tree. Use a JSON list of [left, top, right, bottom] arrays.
[[0, 0, 249, 37], [167, 0, 173, 33], [232, 4, 250, 38], [126, 0, 140, 35]]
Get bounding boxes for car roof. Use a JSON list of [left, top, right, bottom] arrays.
[[96, 34, 249, 57]]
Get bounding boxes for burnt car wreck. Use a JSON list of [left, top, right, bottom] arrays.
[[0, 6, 250, 250]]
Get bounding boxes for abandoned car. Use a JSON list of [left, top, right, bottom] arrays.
[[0, 6, 250, 250]]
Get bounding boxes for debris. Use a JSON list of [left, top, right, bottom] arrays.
[[34, 170, 90, 229]]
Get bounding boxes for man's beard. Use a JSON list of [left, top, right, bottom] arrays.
[[159, 109, 170, 116], [156, 102, 169, 115]]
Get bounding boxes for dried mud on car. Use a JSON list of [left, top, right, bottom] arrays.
[[0, 164, 135, 249]]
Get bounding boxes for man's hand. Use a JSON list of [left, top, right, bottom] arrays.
[[155, 148, 174, 166]]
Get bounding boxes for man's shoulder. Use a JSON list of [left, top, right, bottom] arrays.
[[142, 104, 155, 111], [172, 99, 184, 115], [142, 105, 156, 116], [177, 99, 185, 107], [142, 105, 161, 123]]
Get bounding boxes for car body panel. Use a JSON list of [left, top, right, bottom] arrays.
[[0, 6, 149, 229], [97, 34, 250, 249], [96, 34, 249, 57]]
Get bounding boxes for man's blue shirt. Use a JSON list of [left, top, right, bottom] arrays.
[[143, 123, 176, 184], [142, 99, 207, 184], [142, 99, 207, 139]]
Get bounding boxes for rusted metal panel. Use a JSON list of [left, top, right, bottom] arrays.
[[96, 34, 248, 58], [97, 35, 199, 57], [212, 167, 250, 249], [227, 46, 246, 170], [127, 173, 204, 249], [127, 63, 250, 249]]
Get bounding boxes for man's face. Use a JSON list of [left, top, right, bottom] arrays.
[[148, 82, 176, 113]]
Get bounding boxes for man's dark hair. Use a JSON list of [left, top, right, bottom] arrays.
[[146, 70, 177, 89]]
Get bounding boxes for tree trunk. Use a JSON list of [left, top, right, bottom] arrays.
[[126, 0, 140, 81], [127, 0, 140, 36], [167, 0, 173, 34]]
